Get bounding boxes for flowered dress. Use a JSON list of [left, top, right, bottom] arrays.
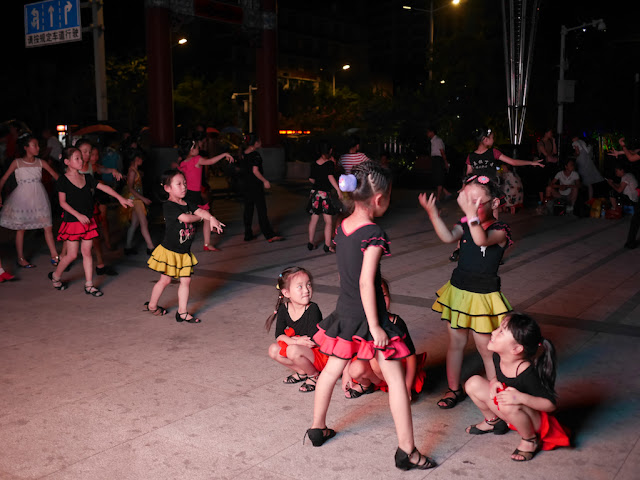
[[307, 160, 339, 215]]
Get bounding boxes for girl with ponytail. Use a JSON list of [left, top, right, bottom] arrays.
[[266, 267, 327, 392], [464, 312, 570, 462]]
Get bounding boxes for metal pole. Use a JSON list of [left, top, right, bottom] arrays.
[[332, 73, 335, 96], [91, 0, 107, 121], [249, 86, 254, 133], [557, 25, 566, 138], [429, 0, 434, 82]]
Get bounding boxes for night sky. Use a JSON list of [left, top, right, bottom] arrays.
[[2, 1, 638, 140]]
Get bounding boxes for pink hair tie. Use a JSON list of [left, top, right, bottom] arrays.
[[478, 175, 490, 184]]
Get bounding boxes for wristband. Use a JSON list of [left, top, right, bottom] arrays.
[[468, 216, 480, 226]]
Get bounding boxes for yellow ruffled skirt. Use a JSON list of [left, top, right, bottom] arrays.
[[147, 245, 198, 278], [432, 281, 512, 333]]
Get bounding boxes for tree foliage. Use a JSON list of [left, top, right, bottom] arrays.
[[106, 55, 148, 130]]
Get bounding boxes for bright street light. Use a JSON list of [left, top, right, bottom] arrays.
[[333, 64, 351, 96], [178, 38, 187, 45], [402, 1, 461, 81]]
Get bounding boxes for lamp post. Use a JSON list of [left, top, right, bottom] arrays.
[[231, 85, 258, 133], [403, 0, 460, 82], [332, 64, 351, 96], [557, 19, 606, 139]]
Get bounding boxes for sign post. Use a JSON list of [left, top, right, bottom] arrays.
[[24, 0, 82, 48]]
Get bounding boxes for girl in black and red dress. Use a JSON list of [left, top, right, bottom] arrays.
[[266, 266, 328, 393], [49, 147, 133, 295], [464, 312, 570, 462], [306, 161, 436, 471]]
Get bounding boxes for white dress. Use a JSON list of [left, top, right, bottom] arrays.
[[0, 158, 53, 230]]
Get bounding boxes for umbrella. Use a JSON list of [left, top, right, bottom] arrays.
[[73, 124, 117, 136], [206, 127, 220, 133], [221, 126, 242, 135]]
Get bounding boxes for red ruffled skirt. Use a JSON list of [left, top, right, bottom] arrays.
[[57, 219, 99, 241], [509, 411, 571, 451], [313, 326, 411, 360]]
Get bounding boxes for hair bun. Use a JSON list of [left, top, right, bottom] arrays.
[[339, 174, 357, 192]]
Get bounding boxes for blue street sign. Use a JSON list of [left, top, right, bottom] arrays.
[[24, 0, 82, 48]]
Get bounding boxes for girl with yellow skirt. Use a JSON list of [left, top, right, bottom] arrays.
[[145, 170, 225, 323], [419, 174, 513, 409]]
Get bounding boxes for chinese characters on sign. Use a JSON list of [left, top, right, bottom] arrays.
[[24, 0, 82, 48]]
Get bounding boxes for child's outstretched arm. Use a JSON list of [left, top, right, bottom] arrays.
[[194, 208, 225, 234], [97, 183, 134, 208], [499, 153, 544, 169], [360, 246, 388, 348], [496, 387, 556, 413], [0, 160, 18, 205], [197, 152, 235, 167], [419, 192, 463, 244], [41, 160, 60, 181]]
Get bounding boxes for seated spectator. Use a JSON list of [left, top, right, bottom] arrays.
[[607, 161, 638, 210], [546, 159, 580, 214]]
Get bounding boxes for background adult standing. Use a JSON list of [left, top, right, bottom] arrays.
[[338, 135, 370, 174], [427, 126, 451, 201]]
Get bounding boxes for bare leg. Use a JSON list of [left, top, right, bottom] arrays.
[[15, 230, 27, 264], [464, 374, 501, 430], [99, 204, 111, 249], [93, 237, 105, 269], [472, 331, 496, 380], [312, 356, 349, 429], [446, 327, 469, 390], [148, 274, 172, 310], [377, 351, 415, 454], [322, 213, 333, 248], [80, 239, 94, 285], [137, 205, 154, 250], [126, 211, 140, 249], [53, 240, 78, 279], [308, 214, 320, 244], [268, 344, 318, 376], [177, 276, 192, 314]]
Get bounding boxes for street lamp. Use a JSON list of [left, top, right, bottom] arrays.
[[333, 64, 350, 96], [177, 37, 187, 45], [557, 19, 606, 141], [403, 0, 461, 82]]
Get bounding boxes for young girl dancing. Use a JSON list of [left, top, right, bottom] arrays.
[[307, 140, 343, 252], [0, 133, 60, 268], [123, 150, 155, 255], [49, 147, 133, 295], [146, 170, 225, 322], [176, 138, 234, 252], [344, 278, 427, 401], [466, 127, 543, 180], [308, 161, 436, 471], [266, 267, 328, 393], [419, 174, 513, 410], [465, 312, 570, 461]]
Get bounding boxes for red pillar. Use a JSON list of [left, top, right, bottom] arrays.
[[256, 0, 278, 147], [145, 3, 174, 147]]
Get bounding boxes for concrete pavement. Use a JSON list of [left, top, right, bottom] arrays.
[[1, 182, 639, 479]]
